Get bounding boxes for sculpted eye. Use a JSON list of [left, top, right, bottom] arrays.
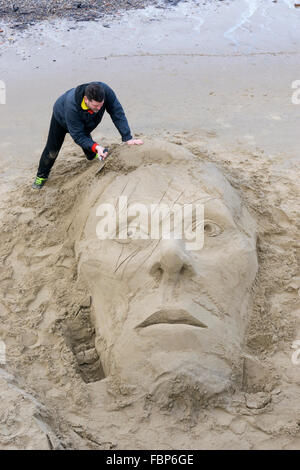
[[114, 237, 131, 245], [203, 220, 223, 237], [114, 224, 132, 244]]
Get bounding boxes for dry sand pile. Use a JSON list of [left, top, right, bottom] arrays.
[[0, 136, 299, 449]]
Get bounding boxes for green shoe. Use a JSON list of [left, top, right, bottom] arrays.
[[32, 176, 47, 189]]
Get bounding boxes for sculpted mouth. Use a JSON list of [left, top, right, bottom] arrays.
[[135, 309, 207, 329]]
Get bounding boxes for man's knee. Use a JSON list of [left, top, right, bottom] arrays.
[[49, 150, 59, 160], [84, 150, 96, 161]]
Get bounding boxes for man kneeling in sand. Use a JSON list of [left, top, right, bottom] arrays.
[[32, 82, 143, 189]]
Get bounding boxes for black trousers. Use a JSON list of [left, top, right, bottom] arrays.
[[36, 114, 95, 178]]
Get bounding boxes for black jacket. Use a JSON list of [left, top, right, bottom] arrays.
[[53, 82, 132, 152]]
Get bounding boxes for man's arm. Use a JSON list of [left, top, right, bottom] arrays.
[[104, 86, 133, 142]]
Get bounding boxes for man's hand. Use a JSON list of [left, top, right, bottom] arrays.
[[126, 138, 143, 145], [95, 145, 108, 159]]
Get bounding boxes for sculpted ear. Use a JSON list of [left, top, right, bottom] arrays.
[[63, 306, 105, 383]]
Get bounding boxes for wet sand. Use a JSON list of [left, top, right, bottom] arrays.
[[0, 0, 300, 189]]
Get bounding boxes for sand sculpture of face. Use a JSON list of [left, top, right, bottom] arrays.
[[75, 142, 258, 400]]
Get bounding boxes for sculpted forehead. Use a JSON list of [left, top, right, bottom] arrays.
[[86, 141, 243, 211], [86, 162, 250, 232]]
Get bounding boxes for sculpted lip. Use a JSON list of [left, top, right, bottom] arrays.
[[135, 309, 207, 329]]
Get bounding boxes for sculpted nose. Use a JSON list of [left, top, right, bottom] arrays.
[[150, 239, 194, 282]]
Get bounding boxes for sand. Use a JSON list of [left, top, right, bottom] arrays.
[[0, 133, 299, 449]]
